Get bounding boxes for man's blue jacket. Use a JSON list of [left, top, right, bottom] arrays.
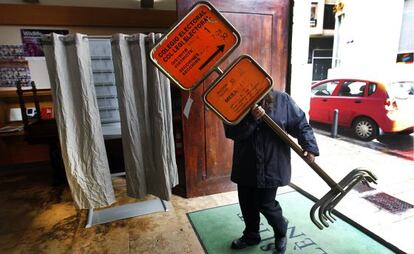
[[224, 91, 319, 188]]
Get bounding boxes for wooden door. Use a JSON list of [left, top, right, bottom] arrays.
[[177, 0, 292, 197]]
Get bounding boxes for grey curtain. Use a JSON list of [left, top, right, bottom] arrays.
[[111, 33, 178, 201], [42, 33, 115, 209]]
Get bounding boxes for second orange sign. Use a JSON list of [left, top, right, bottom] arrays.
[[204, 55, 273, 124]]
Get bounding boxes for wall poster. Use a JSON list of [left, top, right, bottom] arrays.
[[0, 45, 30, 87], [21, 29, 69, 57]]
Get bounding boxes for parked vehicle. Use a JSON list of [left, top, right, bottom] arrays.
[[309, 79, 414, 141]]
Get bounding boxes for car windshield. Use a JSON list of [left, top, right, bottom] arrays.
[[387, 81, 414, 99]]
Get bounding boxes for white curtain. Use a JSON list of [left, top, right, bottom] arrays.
[[42, 33, 115, 209], [111, 33, 178, 201]]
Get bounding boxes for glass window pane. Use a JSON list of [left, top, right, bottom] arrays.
[[339, 81, 366, 97], [368, 83, 377, 96], [312, 81, 339, 96]]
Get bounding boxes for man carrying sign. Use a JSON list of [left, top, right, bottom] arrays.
[[152, 2, 377, 251], [224, 91, 319, 253], [151, 2, 322, 253]]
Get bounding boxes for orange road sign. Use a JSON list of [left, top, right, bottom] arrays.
[[150, 1, 241, 90], [203, 55, 273, 124]]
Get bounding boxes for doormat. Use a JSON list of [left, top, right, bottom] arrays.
[[363, 192, 414, 214], [187, 190, 395, 254]]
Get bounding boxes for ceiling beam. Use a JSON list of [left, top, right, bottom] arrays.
[[0, 4, 176, 28]]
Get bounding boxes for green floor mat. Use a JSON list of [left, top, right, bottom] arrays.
[[187, 190, 394, 254]]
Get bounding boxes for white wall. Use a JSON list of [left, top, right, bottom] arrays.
[[290, 0, 313, 114], [291, 0, 314, 186], [0, 25, 162, 89], [329, 0, 412, 81]]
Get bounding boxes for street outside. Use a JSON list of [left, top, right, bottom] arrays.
[[311, 121, 414, 160], [290, 125, 414, 253]]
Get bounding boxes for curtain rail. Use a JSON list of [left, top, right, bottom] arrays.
[[84, 35, 113, 39], [43, 34, 158, 45], [45, 33, 159, 41], [83, 35, 155, 40], [83, 35, 133, 39]]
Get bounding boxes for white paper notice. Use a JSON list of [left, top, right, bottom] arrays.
[[183, 96, 193, 119]]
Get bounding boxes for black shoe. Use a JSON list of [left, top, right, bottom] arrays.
[[231, 236, 261, 249], [274, 236, 287, 254]]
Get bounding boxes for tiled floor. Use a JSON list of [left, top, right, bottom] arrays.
[[0, 166, 248, 254]]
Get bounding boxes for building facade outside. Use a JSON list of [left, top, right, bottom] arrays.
[[329, 0, 414, 82], [291, 0, 413, 115]]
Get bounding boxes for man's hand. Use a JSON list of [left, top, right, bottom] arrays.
[[251, 106, 265, 120], [303, 151, 315, 163]]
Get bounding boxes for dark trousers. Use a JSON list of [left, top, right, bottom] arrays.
[[238, 185, 288, 240]]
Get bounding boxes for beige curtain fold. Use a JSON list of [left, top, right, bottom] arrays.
[[42, 33, 115, 209], [111, 33, 178, 201]]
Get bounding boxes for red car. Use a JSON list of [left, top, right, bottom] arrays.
[[309, 79, 414, 141]]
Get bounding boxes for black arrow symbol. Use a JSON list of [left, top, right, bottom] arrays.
[[199, 44, 225, 71]]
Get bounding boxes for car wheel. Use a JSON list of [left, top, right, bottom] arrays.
[[353, 117, 378, 141]]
